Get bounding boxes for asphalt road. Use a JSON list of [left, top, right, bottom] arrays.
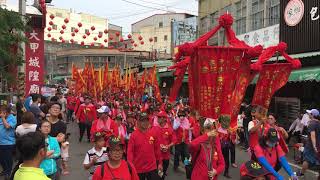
[[6, 122, 316, 180]]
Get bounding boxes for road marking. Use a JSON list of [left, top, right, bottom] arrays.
[[288, 162, 319, 176]]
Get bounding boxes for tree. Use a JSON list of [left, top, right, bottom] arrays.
[[0, 7, 28, 84]]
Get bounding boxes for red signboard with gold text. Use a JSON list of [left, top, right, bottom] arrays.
[[25, 28, 44, 95]]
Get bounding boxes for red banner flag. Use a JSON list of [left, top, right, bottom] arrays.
[[252, 64, 292, 114]]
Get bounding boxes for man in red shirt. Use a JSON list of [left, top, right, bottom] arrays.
[[151, 111, 175, 180], [92, 135, 140, 180], [127, 112, 162, 180], [66, 92, 77, 123], [76, 96, 97, 142]]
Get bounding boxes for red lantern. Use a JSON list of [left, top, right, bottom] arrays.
[[80, 41, 85, 46], [104, 39, 108, 43], [47, 27, 52, 31], [140, 41, 144, 45], [90, 42, 94, 47], [51, 38, 55, 42], [71, 32, 75, 37], [64, 18, 69, 23], [138, 36, 143, 41], [49, 21, 54, 26], [115, 32, 120, 37], [134, 43, 138, 47], [70, 39, 74, 43], [149, 37, 153, 42], [91, 26, 95, 31], [83, 35, 86, 39], [104, 29, 108, 34], [120, 37, 124, 42], [100, 44, 104, 48], [127, 34, 132, 39], [93, 37, 97, 41], [74, 28, 79, 33], [62, 25, 66, 29], [86, 31, 90, 36], [61, 39, 65, 43], [98, 34, 102, 38], [49, 14, 55, 19], [59, 36, 63, 40], [131, 40, 135, 44], [78, 22, 82, 27], [109, 36, 113, 41], [47, 34, 51, 38], [60, 30, 64, 34]]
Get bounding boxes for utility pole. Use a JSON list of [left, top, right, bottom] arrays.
[[18, 0, 26, 95]]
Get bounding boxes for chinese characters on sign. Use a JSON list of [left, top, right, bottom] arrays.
[[25, 29, 44, 95]]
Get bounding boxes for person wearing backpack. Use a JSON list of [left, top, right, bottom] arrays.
[[189, 118, 225, 180], [92, 135, 139, 180]]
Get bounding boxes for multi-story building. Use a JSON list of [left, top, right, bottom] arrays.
[[198, 0, 280, 47], [45, 7, 110, 46], [131, 13, 197, 55]]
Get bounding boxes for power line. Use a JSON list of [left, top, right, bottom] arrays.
[[119, 0, 174, 13]]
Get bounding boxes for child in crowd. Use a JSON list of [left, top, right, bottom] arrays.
[[57, 133, 70, 175], [83, 132, 108, 180]]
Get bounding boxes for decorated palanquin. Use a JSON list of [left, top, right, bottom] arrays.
[[169, 14, 301, 129]]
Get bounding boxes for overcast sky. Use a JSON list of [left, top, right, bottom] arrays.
[[7, 0, 198, 33]]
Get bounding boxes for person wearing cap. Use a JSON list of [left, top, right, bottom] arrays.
[[240, 160, 270, 180], [172, 110, 191, 171], [266, 113, 289, 155], [299, 108, 320, 177], [151, 111, 175, 180], [92, 135, 139, 180], [253, 127, 297, 180], [189, 118, 225, 180], [114, 114, 127, 140], [90, 106, 118, 142], [66, 92, 77, 123], [83, 132, 108, 180], [127, 112, 162, 180], [76, 96, 97, 142]]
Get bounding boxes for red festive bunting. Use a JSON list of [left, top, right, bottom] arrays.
[[138, 36, 143, 41], [47, 34, 51, 37], [62, 25, 66, 29], [127, 34, 132, 39], [80, 41, 85, 46], [71, 32, 75, 37], [70, 39, 74, 43], [86, 31, 90, 36], [93, 37, 98, 41], [134, 43, 137, 47], [91, 26, 95, 31], [74, 28, 79, 33], [49, 21, 54, 26], [78, 22, 82, 27], [49, 14, 54, 19], [140, 41, 144, 45], [47, 27, 52, 31], [104, 39, 108, 43], [83, 35, 86, 39], [64, 18, 69, 23], [98, 34, 102, 38], [131, 40, 135, 44], [60, 30, 64, 34], [104, 29, 108, 34]]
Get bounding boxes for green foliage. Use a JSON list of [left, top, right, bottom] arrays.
[[0, 7, 28, 83]]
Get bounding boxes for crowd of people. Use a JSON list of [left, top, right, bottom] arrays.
[[0, 88, 319, 180]]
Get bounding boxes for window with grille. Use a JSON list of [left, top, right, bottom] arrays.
[[154, 37, 157, 42], [164, 35, 168, 41], [235, 0, 247, 35], [71, 27, 75, 32], [251, 0, 265, 30], [159, 22, 163, 28], [268, 0, 280, 26]]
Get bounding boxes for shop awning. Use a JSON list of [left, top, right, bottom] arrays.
[[252, 51, 320, 62], [251, 66, 320, 84]]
